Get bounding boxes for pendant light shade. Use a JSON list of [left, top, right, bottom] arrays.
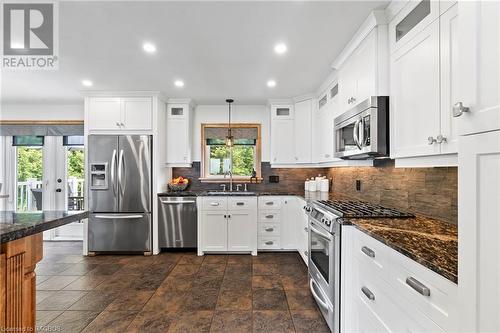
[[225, 99, 234, 147]]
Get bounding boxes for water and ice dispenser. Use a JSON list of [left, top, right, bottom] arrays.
[[90, 163, 108, 190]]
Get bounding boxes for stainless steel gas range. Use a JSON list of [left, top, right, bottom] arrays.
[[304, 199, 414, 333]]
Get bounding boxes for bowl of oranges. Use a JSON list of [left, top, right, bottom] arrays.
[[168, 176, 189, 192]]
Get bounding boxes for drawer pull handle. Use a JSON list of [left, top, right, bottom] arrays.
[[236, 202, 244, 206], [210, 202, 220, 206], [265, 215, 274, 219], [265, 241, 274, 245], [265, 202, 274, 206], [265, 228, 274, 232], [361, 246, 375, 258], [361, 286, 375, 301], [406, 277, 431, 296]]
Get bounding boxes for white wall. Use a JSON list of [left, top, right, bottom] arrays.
[[0, 104, 84, 120], [192, 104, 270, 162]]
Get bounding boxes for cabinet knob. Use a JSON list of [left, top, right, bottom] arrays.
[[452, 102, 470, 118], [436, 134, 447, 144], [116, 122, 121, 127], [120, 122, 125, 126], [427, 136, 437, 145]]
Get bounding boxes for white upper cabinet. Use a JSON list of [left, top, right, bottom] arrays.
[[317, 84, 340, 163], [270, 99, 313, 165], [294, 99, 313, 163], [439, 4, 459, 154], [122, 97, 153, 130], [86, 96, 153, 132], [336, 12, 389, 113], [270, 118, 294, 164], [391, 19, 441, 158], [456, 1, 500, 135], [390, 1, 459, 161], [166, 100, 194, 166]]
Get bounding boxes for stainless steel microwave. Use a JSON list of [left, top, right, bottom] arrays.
[[334, 96, 389, 160]]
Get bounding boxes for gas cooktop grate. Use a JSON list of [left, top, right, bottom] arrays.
[[317, 200, 415, 218]]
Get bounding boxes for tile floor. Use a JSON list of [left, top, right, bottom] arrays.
[[36, 241, 330, 333]]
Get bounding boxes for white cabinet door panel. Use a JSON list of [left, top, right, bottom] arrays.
[[166, 119, 189, 164], [294, 99, 312, 163], [87, 98, 122, 130], [391, 20, 441, 158], [459, 130, 500, 333], [227, 211, 256, 252], [271, 119, 294, 164], [439, 4, 459, 154], [122, 97, 152, 130], [457, 1, 500, 135], [202, 212, 227, 252]]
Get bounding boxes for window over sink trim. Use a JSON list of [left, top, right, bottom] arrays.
[[200, 123, 262, 183]]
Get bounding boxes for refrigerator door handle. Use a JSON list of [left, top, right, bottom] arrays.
[[94, 214, 143, 219], [110, 149, 117, 196], [118, 149, 124, 196]]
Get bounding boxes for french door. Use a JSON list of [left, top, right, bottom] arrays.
[[3, 135, 85, 240]]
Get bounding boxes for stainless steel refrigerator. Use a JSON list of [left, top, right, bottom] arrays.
[[88, 135, 152, 253]]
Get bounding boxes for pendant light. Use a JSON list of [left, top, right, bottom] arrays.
[[225, 98, 234, 147]]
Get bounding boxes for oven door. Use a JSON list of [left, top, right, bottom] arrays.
[[308, 220, 335, 301]]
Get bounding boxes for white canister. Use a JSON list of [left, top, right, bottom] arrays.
[[315, 175, 323, 190], [304, 180, 310, 191], [308, 180, 317, 192], [320, 179, 329, 192]]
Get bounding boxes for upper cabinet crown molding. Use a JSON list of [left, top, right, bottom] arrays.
[[83, 90, 167, 101], [167, 98, 196, 107], [331, 10, 388, 70], [267, 98, 293, 106], [293, 93, 316, 103]]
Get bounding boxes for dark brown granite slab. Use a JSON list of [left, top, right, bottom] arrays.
[[344, 215, 458, 283], [0, 210, 88, 244]]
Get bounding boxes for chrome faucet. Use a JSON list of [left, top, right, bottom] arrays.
[[224, 171, 233, 191]]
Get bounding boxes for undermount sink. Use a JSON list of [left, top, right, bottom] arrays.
[[205, 191, 256, 196]]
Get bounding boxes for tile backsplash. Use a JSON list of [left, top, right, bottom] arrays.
[[327, 160, 457, 224], [172, 160, 457, 223]]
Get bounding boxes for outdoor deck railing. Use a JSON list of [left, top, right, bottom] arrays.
[[17, 177, 84, 211]]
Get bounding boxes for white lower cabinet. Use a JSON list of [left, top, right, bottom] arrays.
[[257, 196, 298, 251], [199, 197, 257, 255], [342, 227, 457, 333]]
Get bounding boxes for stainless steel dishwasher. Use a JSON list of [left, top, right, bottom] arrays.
[[158, 195, 197, 248]]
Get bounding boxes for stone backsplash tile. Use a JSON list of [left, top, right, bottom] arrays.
[[327, 160, 457, 224]]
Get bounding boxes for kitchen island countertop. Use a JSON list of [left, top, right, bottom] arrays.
[[0, 210, 88, 244]]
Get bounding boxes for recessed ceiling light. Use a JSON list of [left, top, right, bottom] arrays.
[[81, 79, 93, 87], [267, 80, 277, 88], [143, 42, 157, 53], [274, 43, 287, 55], [174, 80, 184, 87]]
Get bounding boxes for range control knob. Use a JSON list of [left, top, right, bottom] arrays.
[[326, 220, 332, 227]]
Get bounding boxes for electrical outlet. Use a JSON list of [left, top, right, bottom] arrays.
[[356, 180, 361, 191]]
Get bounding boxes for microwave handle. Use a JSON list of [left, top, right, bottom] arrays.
[[359, 117, 367, 147], [353, 118, 362, 149]]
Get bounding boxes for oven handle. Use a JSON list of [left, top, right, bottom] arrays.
[[310, 223, 333, 240], [309, 279, 331, 311], [353, 118, 362, 149]]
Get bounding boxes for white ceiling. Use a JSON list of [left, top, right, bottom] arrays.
[[1, 1, 389, 105]]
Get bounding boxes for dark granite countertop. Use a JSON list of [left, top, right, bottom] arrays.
[[158, 191, 305, 197], [0, 211, 88, 244], [343, 215, 458, 283]]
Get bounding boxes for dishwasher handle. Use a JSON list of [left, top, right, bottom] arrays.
[[160, 200, 196, 204]]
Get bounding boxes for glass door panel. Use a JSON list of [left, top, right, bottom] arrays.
[[15, 145, 43, 212]]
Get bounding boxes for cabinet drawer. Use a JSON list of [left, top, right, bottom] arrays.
[[228, 197, 257, 210], [353, 228, 390, 280], [202, 197, 227, 210], [258, 223, 280, 236], [355, 258, 409, 333], [257, 236, 280, 250], [258, 197, 282, 209], [259, 211, 281, 223], [389, 249, 457, 331]]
